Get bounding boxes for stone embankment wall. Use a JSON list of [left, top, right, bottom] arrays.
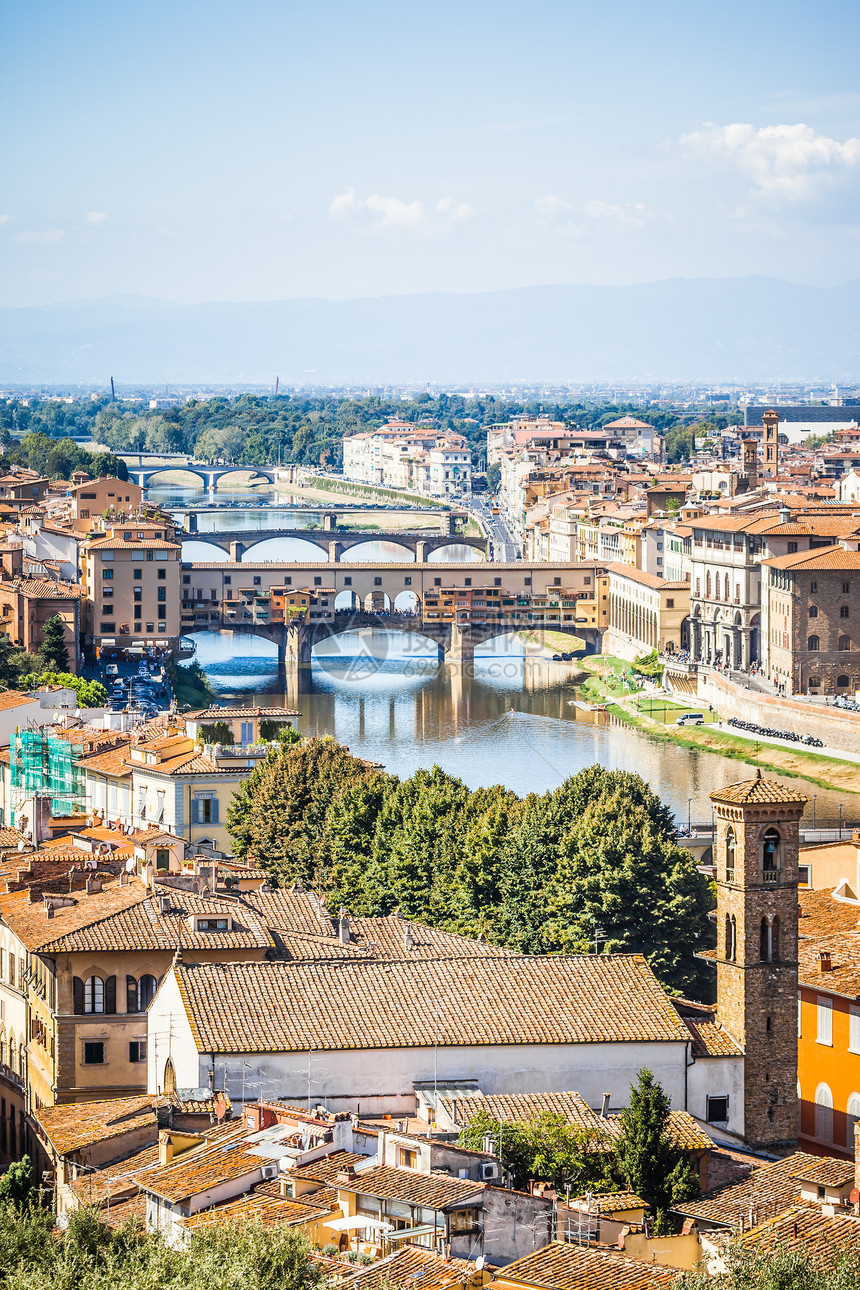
[[666, 667, 860, 755]]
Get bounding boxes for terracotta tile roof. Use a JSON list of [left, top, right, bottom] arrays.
[[290, 1151, 368, 1182], [6, 578, 82, 598], [36, 1095, 158, 1157], [181, 1190, 336, 1230], [172, 954, 689, 1054], [487, 1240, 680, 1290], [676, 1152, 833, 1229], [0, 690, 37, 710], [763, 548, 860, 571], [102, 1192, 147, 1227], [77, 745, 133, 776], [605, 563, 690, 590], [336, 1244, 476, 1290], [0, 880, 147, 952], [345, 1163, 483, 1209], [0, 827, 33, 851], [683, 1017, 744, 1058], [38, 889, 273, 954], [740, 1203, 860, 1258], [710, 770, 808, 806], [798, 888, 860, 996], [136, 1129, 263, 1202], [68, 1141, 162, 1204], [790, 1158, 855, 1188], [86, 537, 178, 549]]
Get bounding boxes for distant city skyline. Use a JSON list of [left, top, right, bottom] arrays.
[[3, 0, 860, 310]]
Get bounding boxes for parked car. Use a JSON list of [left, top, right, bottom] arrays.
[[105, 663, 118, 676], [675, 713, 705, 726]]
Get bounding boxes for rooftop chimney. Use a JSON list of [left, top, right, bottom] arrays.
[[158, 1130, 174, 1167], [600, 1093, 610, 1118], [403, 925, 415, 951], [779, 506, 791, 525], [819, 950, 833, 973], [338, 907, 350, 945]]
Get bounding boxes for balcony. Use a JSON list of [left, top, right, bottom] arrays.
[[763, 867, 780, 885]]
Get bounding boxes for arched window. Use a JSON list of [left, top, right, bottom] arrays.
[[138, 975, 157, 1010], [724, 573, 730, 602], [847, 1094, 860, 1150], [808, 605, 819, 618], [725, 913, 733, 961], [772, 916, 780, 962], [706, 572, 711, 598], [0, 1034, 5, 1066], [127, 976, 139, 1013], [163, 1056, 176, 1096], [815, 1083, 833, 1141], [838, 674, 851, 688], [85, 976, 104, 1014], [839, 636, 852, 651], [763, 828, 781, 881], [8, 1037, 15, 1073], [808, 635, 820, 652], [725, 827, 736, 882], [760, 918, 770, 962]]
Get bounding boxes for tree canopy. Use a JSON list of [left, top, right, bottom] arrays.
[[614, 1069, 699, 1231], [228, 740, 714, 994]]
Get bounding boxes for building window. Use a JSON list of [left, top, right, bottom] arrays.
[[760, 916, 780, 963], [811, 580, 817, 592], [192, 796, 219, 825], [85, 975, 103, 1013], [847, 1093, 860, 1150], [374, 577, 382, 586], [817, 996, 833, 1046], [843, 582, 851, 594], [788, 542, 798, 553], [83, 1042, 105, 1065], [725, 913, 736, 962], [158, 569, 166, 580], [808, 605, 818, 618], [840, 636, 852, 651], [725, 827, 735, 883], [762, 828, 781, 881], [666, 598, 674, 608], [157, 588, 166, 602], [850, 1006, 860, 1055], [198, 919, 229, 931], [841, 606, 850, 618], [343, 577, 352, 586], [102, 569, 113, 580], [706, 1095, 729, 1123], [404, 577, 412, 586], [808, 635, 820, 651], [129, 1041, 147, 1063], [815, 1083, 833, 1140], [183, 575, 190, 585]]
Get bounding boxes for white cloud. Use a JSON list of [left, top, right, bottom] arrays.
[[84, 210, 109, 225], [329, 189, 473, 234], [16, 228, 65, 244], [0, 215, 12, 226], [535, 194, 648, 234], [680, 122, 860, 203]]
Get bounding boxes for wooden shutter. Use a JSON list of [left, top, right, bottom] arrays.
[[126, 976, 138, 1013], [73, 977, 84, 1014], [105, 976, 117, 1014]]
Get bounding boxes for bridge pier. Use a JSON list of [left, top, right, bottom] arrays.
[[446, 623, 475, 669], [444, 513, 456, 536], [184, 512, 198, 533], [284, 622, 314, 693], [229, 541, 246, 561], [328, 541, 343, 562], [323, 513, 338, 531], [415, 540, 428, 562]]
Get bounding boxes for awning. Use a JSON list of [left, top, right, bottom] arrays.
[[323, 1216, 394, 1234], [384, 1224, 442, 1242]]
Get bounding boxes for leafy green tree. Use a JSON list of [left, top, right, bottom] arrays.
[[486, 462, 501, 491], [459, 1110, 610, 1194], [613, 1070, 699, 1232], [39, 616, 70, 673], [0, 636, 32, 690], [0, 1155, 35, 1208], [21, 672, 108, 707], [664, 424, 696, 463], [680, 1241, 860, 1289]]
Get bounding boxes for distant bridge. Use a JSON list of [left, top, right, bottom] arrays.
[[127, 462, 277, 492], [179, 528, 488, 562]]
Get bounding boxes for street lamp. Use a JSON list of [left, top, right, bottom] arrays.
[[839, 803, 844, 839], [812, 795, 817, 830], [687, 797, 693, 834]]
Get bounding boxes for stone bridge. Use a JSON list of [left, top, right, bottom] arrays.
[[127, 462, 277, 492], [200, 611, 597, 689], [180, 528, 488, 562]]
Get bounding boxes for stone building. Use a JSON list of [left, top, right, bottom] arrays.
[[761, 541, 860, 695], [710, 772, 807, 1149]]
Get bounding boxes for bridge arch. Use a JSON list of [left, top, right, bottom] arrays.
[[209, 467, 275, 486], [341, 540, 416, 563], [238, 536, 328, 562], [181, 538, 233, 561], [138, 467, 213, 489], [427, 542, 487, 562]]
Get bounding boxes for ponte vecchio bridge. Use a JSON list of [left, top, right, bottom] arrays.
[[182, 557, 602, 686]]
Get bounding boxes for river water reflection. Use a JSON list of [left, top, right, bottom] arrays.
[[185, 628, 857, 822]]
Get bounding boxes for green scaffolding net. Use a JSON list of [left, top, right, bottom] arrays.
[[10, 729, 85, 816]]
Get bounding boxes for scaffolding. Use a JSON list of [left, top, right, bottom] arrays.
[[10, 729, 86, 817]]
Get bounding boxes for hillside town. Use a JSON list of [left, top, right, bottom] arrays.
[[0, 396, 860, 1283]]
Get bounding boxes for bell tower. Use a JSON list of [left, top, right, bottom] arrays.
[[710, 770, 807, 1149], [762, 409, 780, 477]]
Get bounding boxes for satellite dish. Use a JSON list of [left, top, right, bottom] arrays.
[[475, 1258, 485, 1272], [215, 1093, 227, 1121], [125, 858, 135, 873], [851, 1188, 859, 1206]]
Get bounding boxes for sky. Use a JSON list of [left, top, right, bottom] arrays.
[[2, 0, 860, 307]]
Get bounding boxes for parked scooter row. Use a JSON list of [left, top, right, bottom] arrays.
[[726, 716, 823, 747]]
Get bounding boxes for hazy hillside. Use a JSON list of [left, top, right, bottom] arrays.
[[1, 278, 858, 385]]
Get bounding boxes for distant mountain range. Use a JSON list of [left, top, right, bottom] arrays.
[[1, 278, 858, 385]]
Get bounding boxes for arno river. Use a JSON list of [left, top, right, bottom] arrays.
[[159, 484, 856, 823]]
